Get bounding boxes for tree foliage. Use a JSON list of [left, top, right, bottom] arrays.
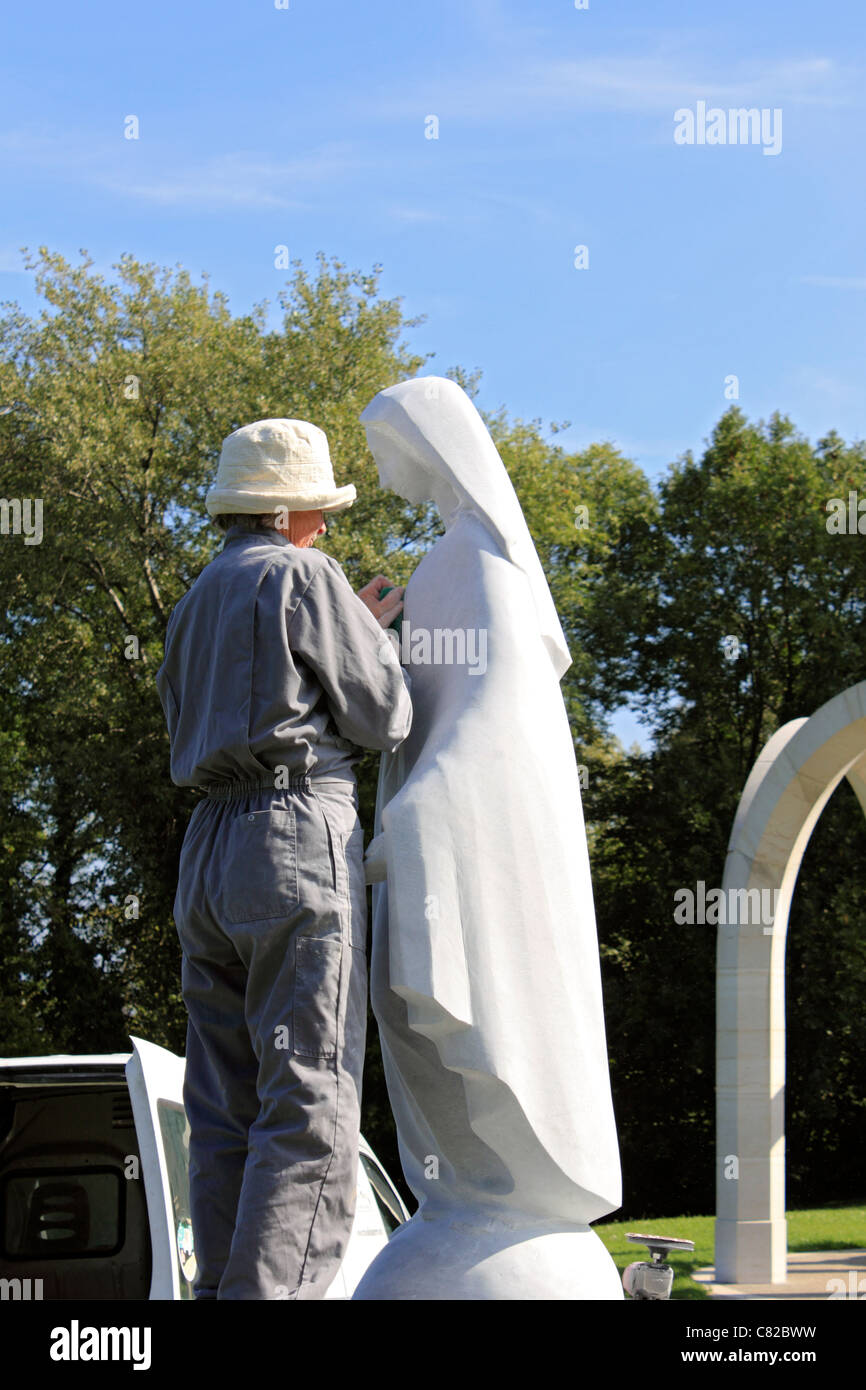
[[588, 408, 866, 1215], [1, 253, 862, 1219]]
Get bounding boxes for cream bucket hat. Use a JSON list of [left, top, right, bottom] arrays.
[[205, 418, 357, 516]]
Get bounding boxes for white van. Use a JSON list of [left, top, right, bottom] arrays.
[[0, 1036, 409, 1300]]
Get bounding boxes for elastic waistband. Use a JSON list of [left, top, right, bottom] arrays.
[[203, 772, 355, 800]]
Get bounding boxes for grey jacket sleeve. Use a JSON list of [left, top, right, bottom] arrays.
[[287, 557, 413, 752]]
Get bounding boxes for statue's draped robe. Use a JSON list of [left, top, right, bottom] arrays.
[[368, 464, 621, 1224]]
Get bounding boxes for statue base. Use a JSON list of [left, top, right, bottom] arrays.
[[351, 1207, 624, 1300]]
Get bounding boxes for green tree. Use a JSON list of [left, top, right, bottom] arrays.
[[0, 247, 428, 1056], [589, 408, 866, 1215], [0, 247, 657, 1205], [7, 247, 859, 1222]]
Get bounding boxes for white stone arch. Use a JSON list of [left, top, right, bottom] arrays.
[[716, 681, 866, 1284]]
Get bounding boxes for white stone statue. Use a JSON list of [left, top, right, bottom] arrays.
[[353, 376, 623, 1300]]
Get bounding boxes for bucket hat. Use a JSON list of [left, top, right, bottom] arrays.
[[205, 418, 356, 516]]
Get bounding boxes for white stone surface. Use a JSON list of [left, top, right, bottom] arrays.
[[353, 1209, 624, 1301], [353, 376, 622, 1300], [717, 683, 866, 1284]]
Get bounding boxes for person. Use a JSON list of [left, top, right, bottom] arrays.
[[155, 417, 412, 1300]]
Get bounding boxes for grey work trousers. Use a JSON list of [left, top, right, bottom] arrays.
[[173, 775, 367, 1300]]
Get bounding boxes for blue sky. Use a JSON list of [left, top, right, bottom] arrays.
[[2, 0, 864, 748]]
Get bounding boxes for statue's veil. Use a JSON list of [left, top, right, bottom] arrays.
[[360, 376, 571, 680], [357, 374, 622, 1233]]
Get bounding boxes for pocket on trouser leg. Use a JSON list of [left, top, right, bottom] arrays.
[[293, 936, 343, 1059], [318, 802, 367, 951], [216, 806, 298, 924], [342, 823, 368, 951]]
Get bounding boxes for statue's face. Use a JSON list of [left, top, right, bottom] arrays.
[[371, 434, 431, 505]]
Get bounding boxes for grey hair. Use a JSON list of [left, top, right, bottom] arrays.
[[212, 512, 284, 534]]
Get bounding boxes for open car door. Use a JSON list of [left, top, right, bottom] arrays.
[[125, 1036, 194, 1300]]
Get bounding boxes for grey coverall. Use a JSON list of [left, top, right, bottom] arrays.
[[155, 524, 412, 1300]]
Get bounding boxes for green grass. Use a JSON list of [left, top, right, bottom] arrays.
[[594, 1204, 866, 1299]]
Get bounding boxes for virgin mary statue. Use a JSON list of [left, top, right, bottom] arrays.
[[353, 376, 623, 1300]]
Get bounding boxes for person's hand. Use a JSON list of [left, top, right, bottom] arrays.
[[357, 575, 405, 629]]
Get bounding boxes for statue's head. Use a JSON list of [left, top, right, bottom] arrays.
[[360, 375, 572, 680], [361, 377, 478, 516]]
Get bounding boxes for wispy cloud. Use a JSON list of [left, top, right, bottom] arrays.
[[388, 206, 447, 224], [463, 0, 551, 46], [0, 132, 373, 210], [801, 275, 866, 290], [96, 145, 367, 209], [792, 366, 858, 407], [369, 52, 848, 123]]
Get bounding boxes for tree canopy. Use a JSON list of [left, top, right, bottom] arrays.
[[1, 248, 863, 1217]]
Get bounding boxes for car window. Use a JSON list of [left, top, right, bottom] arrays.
[[2, 1168, 124, 1258], [157, 1101, 195, 1299], [359, 1154, 405, 1234]]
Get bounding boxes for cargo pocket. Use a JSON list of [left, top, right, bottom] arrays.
[[343, 821, 368, 950], [319, 801, 367, 950], [293, 936, 343, 1059], [220, 805, 298, 924]]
